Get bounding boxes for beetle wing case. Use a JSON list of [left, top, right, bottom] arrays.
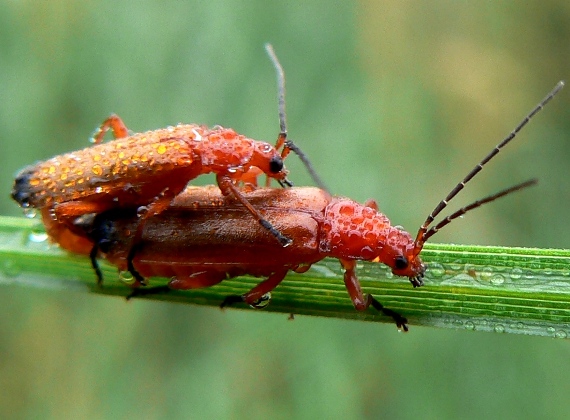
[[91, 186, 330, 278]]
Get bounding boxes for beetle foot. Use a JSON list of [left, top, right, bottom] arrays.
[[369, 296, 409, 332], [126, 285, 170, 300], [220, 294, 245, 308]]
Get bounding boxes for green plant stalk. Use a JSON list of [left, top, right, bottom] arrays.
[[1, 215, 570, 338]]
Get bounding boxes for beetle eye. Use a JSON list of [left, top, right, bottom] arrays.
[[269, 156, 283, 173], [394, 255, 408, 270]]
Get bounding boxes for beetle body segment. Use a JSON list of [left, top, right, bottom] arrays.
[[320, 198, 424, 281], [12, 120, 293, 252]]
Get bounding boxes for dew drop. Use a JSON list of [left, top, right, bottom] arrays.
[[137, 206, 148, 217], [1, 260, 21, 277], [23, 208, 37, 219], [449, 260, 462, 272], [119, 270, 135, 285], [249, 292, 271, 309], [92, 164, 103, 176], [464, 321, 475, 331], [191, 128, 202, 141], [360, 246, 374, 260], [428, 262, 445, 277], [28, 226, 48, 243], [95, 186, 103, 194], [510, 267, 523, 280], [490, 274, 505, 286], [479, 266, 493, 281], [494, 324, 505, 333], [555, 330, 568, 339]]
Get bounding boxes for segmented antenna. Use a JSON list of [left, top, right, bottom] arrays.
[[265, 43, 287, 136], [423, 178, 537, 241], [264, 43, 329, 192], [415, 80, 564, 247]]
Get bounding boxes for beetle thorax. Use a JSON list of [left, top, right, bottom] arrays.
[[319, 197, 425, 278], [320, 198, 409, 257], [198, 127, 253, 172]]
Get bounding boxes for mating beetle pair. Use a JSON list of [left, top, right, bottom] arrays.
[[11, 44, 564, 330]]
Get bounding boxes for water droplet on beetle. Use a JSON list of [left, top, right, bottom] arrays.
[[23, 208, 37, 219]]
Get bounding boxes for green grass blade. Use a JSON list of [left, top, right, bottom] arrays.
[[1, 215, 570, 338]]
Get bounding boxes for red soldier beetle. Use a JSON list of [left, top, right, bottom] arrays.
[[11, 44, 321, 253], [81, 178, 534, 331]]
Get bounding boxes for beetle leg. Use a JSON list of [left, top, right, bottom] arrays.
[[126, 285, 171, 300], [339, 259, 408, 331], [126, 242, 147, 287], [123, 187, 183, 286], [292, 264, 311, 274], [369, 296, 408, 332], [220, 269, 289, 308], [217, 174, 292, 247], [126, 271, 228, 300], [91, 114, 130, 144], [89, 244, 104, 287], [239, 167, 263, 190]]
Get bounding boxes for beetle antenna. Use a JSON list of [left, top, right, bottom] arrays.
[[264, 43, 329, 193], [422, 178, 537, 242], [415, 80, 564, 247]]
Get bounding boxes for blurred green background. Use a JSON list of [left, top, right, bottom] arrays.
[[1, 1, 570, 418]]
